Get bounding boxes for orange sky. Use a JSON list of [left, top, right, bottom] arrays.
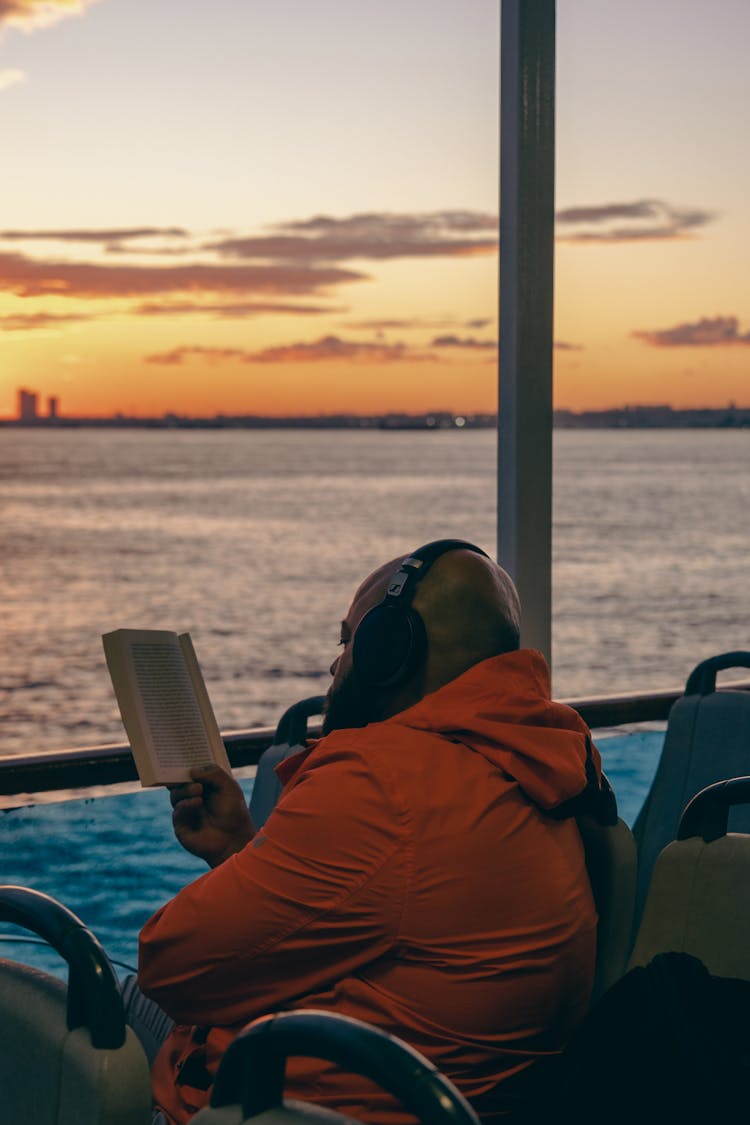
[[1, 0, 749, 418]]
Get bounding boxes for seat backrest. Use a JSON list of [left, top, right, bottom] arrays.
[[249, 697, 324, 828], [192, 1009, 481, 1125], [629, 777, 750, 980], [0, 886, 151, 1125], [577, 814, 637, 1003], [632, 651, 750, 925]]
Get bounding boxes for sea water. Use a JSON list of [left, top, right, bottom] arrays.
[[1, 427, 748, 756], [1, 425, 749, 973]]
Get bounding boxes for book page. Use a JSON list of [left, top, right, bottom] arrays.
[[179, 634, 231, 771], [129, 639, 215, 771]]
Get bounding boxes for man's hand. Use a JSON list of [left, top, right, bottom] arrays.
[[169, 764, 255, 867]]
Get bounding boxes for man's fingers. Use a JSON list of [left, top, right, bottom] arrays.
[[172, 797, 205, 833], [172, 795, 203, 812], [169, 782, 203, 809], [189, 764, 226, 782]]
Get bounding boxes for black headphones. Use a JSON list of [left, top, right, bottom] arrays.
[[351, 538, 490, 690]]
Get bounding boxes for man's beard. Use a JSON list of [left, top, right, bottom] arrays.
[[321, 670, 383, 735]]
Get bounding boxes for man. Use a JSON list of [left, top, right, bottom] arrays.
[[138, 540, 607, 1123]]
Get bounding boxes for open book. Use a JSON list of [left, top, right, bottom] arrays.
[[102, 628, 231, 786]]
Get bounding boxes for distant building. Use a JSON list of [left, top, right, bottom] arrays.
[[48, 396, 58, 420], [17, 388, 38, 422]]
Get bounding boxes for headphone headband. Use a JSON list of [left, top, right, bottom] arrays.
[[352, 538, 490, 690], [382, 538, 490, 607]]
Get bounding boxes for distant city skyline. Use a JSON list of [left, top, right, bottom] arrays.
[[1, 1, 749, 417], [7, 385, 749, 431]]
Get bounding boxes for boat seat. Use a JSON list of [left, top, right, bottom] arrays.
[[577, 810, 637, 1003], [250, 696, 324, 828], [632, 651, 750, 927], [192, 1009, 481, 1125], [629, 777, 750, 980], [0, 885, 151, 1125]]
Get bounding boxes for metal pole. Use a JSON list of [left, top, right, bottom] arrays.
[[498, 0, 555, 664]]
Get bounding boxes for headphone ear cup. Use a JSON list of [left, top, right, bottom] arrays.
[[352, 605, 427, 689]]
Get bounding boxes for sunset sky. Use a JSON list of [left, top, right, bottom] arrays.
[[1, 0, 749, 418]]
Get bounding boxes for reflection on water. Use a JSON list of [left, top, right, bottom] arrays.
[[1, 428, 748, 754]]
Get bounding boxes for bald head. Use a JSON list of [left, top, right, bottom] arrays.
[[411, 548, 521, 694], [323, 544, 521, 733]]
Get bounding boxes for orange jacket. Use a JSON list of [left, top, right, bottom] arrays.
[[139, 650, 601, 1123]]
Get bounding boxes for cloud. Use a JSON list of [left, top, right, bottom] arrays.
[[145, 335, 434, 366], [431, 334, 497, 350], [345, 317, 449, 331], [249, 336, 424, 364], [428, 333, 579, 352], [287, 210, 499, 236], [0, 68, 25, 89], [0, 0, 99, 30], [556, 199, 714, 243], [0, 250, 366, 298], [633, 315, 750, 347], [0, 226, 188, 243], [0, 310, 93, 330], [145, 346, 249, 367], [206, 210, 498, 263], [134, 299, 342, 318], [344, 316, 494, 333]]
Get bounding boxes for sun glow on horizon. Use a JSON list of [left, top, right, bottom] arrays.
[[1, 1, 749, 419]]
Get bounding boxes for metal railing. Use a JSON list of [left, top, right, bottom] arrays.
[[2, 681, 749, 802]]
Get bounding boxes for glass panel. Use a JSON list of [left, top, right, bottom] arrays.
[[1, 1, 500, 757], [553, 1, 750, 694]]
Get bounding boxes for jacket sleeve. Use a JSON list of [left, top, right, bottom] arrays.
[[138, 741, 410, 1026]]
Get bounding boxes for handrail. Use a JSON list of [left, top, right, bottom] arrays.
[[0, 726, 282, 800], [1, 680, 749, 802]]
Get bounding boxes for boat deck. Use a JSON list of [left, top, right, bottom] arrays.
[[1, 727, 664, 977]]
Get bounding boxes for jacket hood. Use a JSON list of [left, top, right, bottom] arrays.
[[393, 649, 605, 816]]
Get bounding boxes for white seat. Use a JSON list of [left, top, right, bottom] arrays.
[[629, 777, 750, 980], [0, 885, 151, 1125]]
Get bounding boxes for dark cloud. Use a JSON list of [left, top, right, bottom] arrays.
[[206, 210, 498, 262], [0, 251, 366, 299], [431, 334, 497, 349], [104, 243, 195, 257], [0, 227, 188, 243], [428, 332, 577, 352], [555, 199, 714, 243], [344, 316, 494, 332], [557, 201, 662, 223], [286, 210, 498, 235], [250, 335, 427, 363], [145, 335, 434, 366], [346, 317, 450, 331], [134, 300, 342, 318], [0, 311, 93, 331], [144, 346, 250, 367], [633, 315, 750, 347]]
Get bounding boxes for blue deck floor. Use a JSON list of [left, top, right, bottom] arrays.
[[0, 727, 664, 978]]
